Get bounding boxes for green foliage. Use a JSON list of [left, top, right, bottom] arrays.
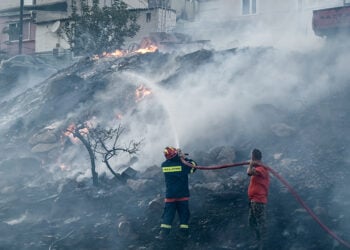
[[62, 0, 140, 56]]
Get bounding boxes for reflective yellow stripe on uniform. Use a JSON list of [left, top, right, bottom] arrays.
[[179, 224, 189, 229], [163, 166, 182, 172], [161, 224, 172, 229]]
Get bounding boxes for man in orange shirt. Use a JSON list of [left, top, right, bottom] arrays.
[[247, 149, 270, 250]]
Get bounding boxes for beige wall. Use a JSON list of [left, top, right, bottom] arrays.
[[35, 22, 70, 53]]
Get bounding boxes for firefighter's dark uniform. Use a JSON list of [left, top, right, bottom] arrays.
[[160, 155, 196, 238]]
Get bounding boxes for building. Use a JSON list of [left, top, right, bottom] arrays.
[[34, 0, 70, 54], [149, 0, 199, 20], [188, 0, 349, 48], [0, 0, 36, 56], [35, 1, 177, 54], [0, 0, 196, 56]]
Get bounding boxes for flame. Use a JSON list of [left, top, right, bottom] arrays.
[[93, 44, 158, 59], [64, 124, 75, 136], [135, 84, 152, 102], [116, 113, 123, 120], [59, 163, 70, 171], [134, 45, 158, 54], [103, 49, 125, 58], [63, 123, 89, 144]]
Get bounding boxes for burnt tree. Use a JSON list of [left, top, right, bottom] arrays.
[[89, 124, 142, 180], [66, 123, 142, 186]]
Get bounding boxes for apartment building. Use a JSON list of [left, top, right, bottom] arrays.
[[0, 0, 188, 56], [192, 0, 349, 46]]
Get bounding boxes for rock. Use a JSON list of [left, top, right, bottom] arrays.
[[117, 216, 138, 240], [208, 146, 236, 164], [126, 179, 155, 192], [119, 166, 138, 180], [148, 196, 163, 214], [29, 128, 59, 145], [31, 143, 60, 153]]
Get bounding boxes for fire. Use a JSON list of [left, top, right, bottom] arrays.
[[59, 163, 70, 171], [100, 49, 125, 58], [93, 49, 125, 60], [135, 84, 152, 102], [134, 45, 158, 54], [92, 44, 158, 60], [116, 113, 123, 120], [63, 123, 89, 144]]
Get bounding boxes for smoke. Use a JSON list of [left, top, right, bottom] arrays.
[[108, 45, 349, 168], [97, 0, 350, 169]]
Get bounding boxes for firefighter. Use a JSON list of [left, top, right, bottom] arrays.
[[157, 146, 197, 240]]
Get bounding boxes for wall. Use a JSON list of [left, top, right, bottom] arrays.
[[123, 0, 148, 8], [35, 0, 66, 5], [35, 22, 69, 53], [0, 14, 36, 56], [171, 0, 199, 20], [124, 8, 176, 48], [0, 0, 18, 9], [302, 0, 344, 10]]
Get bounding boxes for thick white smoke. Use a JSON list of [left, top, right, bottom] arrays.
[[104, 1, 349, 170]]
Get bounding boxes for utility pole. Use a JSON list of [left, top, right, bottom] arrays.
[[19, 0, 24, 54]]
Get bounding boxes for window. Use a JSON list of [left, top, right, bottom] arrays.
[[242, 0, 257, 15], [8, 22, 31, 42], [8, 23, 20, 41], [251, 0, 256, 14], [146, 13, 151, 22], [242, 0, 250, 15]]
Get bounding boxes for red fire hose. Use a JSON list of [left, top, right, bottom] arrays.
[[181, 158, 350, 249]]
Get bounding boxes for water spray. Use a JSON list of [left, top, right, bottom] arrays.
[[121, 72, 180, 148], [181, 158, 350, 249]]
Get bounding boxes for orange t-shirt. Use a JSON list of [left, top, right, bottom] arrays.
[[248, 165, 270, 203]]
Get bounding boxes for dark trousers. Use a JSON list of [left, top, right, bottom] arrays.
[[248, 201, 267, 246], [160, 200, 190, 235]]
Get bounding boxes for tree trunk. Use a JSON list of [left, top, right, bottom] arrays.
[[74, 131, 98, 186]]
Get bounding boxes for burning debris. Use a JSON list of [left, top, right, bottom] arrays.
[[92, 44, 158, 60], [135, 84, 152, 102]]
